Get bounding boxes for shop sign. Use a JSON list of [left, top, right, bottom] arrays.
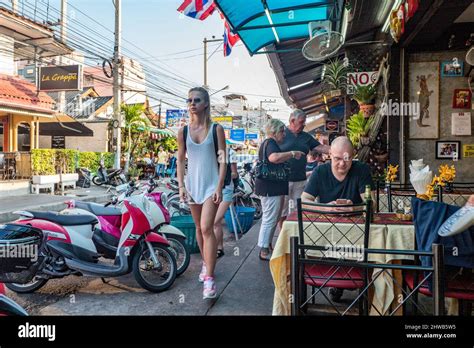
[[38, 65, 81, 91], [324, 120, 339, 132], [211, 116, 233, 129], [166, 109, 188, 129], [347, 71, 378, 94]]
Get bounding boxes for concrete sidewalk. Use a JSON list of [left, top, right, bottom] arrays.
[[8, 218, 276, 316], [0, 186, 113, 223]]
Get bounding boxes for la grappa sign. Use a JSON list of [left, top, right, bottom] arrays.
[[38, 65, 82, 91]]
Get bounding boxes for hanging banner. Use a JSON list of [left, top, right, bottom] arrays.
[[38, 65, 82, 91]]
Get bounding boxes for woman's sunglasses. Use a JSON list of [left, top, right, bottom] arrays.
[[186, 98, 202, 104]]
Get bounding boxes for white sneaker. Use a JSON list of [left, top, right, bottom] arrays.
[[198, 263, 207, 282], [203, 276, 217, 299]]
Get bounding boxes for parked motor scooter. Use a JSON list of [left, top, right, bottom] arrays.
[[2, 194, 177, 294], [0, 283, 28, 316], [61, 178, 190, 276], [92, 162, 126, 187]]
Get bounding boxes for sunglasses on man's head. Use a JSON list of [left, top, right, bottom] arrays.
[[186, 98, 202, 104]]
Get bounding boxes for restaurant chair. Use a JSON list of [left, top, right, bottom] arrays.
[[439, 183, 474, 207], [290, 236, 446, 316], [408, 197, 474, 315], [293, 198, 372, 315], [375, 179, 390, 213], [386, 182, 440, 212]]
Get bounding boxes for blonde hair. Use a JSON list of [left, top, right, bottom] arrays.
[[188, 87, 211, 129], [266, 118, 285, 137]]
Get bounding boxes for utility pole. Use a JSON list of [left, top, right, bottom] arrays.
[[158, 99, 162, 128], [113, 0, 122, 169], [59, 0, 67, 113], [203, 37, 223, 89], [11, 0, 18, 12]]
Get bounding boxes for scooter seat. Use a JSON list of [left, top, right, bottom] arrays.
[[74, 201, 121, 216], [29, 211, 98, 226]]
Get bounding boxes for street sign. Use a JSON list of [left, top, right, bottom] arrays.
[[38, 65, 82, 91], [245, 133, 258, 140], [230, 129, 245, 141]]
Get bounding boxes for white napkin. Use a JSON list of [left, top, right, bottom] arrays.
[[409, 158, 426, 172], [409, 164, 432, 195]]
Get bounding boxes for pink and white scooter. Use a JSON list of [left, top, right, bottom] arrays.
[[2, 191, 177, 294], [61, 179, 190, 276]]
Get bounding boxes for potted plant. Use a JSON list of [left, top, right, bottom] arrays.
[[353, 85, 376, 117], [346, 111, 375, 148], [322, 58, 349, 98]]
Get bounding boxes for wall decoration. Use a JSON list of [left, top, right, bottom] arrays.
[[436, 141, 461, 160], [451, 112, 471, 135], [441, 60, 463, 77], [408, 62, 440, 139], [463, 144, 474, 158], [452, 89, 472, 109]]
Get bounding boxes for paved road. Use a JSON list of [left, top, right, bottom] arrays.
[[5, 220, 276, 316]]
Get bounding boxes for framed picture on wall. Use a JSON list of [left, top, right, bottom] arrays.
[[408, 61, 440, 139], [452, 89, 472, 109], [436, 141, 461, 160], [441, 60, 463, 77]]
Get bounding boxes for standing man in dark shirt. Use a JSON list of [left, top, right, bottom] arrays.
[[302, 136, 375, 205], [278, 109, 330, 230]]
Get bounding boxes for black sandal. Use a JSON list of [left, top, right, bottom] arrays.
[[217, 249, 225, 258], [259, 248, 271, 261]]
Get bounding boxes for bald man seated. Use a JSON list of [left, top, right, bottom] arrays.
[[301, 136, 375, 208]]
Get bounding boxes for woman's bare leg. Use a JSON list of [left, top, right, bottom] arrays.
[[214, 201, 232, 250], [201, 197, 219, 277], [189, 204, 204, 259]]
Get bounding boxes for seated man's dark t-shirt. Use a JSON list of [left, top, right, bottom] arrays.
[[304, 161, 374, 204]]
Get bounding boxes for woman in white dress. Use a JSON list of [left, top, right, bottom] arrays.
[[177, 87, 227, 299]]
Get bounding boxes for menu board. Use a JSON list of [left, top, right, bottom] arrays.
[[51, 135, 65, 149]]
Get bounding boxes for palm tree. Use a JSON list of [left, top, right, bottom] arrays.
[[122, 104, 150, 173]]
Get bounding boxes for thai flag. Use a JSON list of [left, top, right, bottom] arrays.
[[223, 19, 240, 56], [177, 0, 216, 21]]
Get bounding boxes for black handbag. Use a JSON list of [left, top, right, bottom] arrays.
[[255, 139, 290, 182]]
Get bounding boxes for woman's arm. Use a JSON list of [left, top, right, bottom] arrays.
[[268, 151, 304, 164], [177, 127, 186, 191]]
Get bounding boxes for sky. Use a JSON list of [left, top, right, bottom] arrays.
[[28, 0, 292, 121]]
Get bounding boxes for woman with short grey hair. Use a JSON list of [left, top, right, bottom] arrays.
[[255, 119, 304, 260]]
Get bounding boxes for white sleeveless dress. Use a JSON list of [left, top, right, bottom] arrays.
[[185, 123, 219, 204]]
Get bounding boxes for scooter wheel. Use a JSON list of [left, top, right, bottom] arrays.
[[132, 242, 177, 292], [92, 176, 103, 186], [166, 236, 190, 276], [5, 278, 48, 294]]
